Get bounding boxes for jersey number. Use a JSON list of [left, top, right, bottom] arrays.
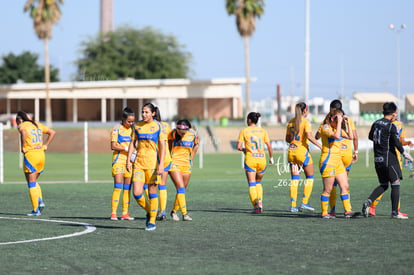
[[250, 136, 263, 151], [289, 126, 300, 141], [30, 128, 43, 144], [372, 128, 381, 145]]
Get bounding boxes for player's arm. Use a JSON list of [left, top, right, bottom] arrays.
[[265, 141, 274, 165], [190, 135, 199, 161], [157, 137, 166, 175], [43, 128, 56, 151], [390, 124, 410, 161], [285, 125, 293, 143], [19, 129, 27, 154], [306, 132, 322, 150]]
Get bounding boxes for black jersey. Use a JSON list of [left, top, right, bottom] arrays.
[[368, 118, 404, 166]]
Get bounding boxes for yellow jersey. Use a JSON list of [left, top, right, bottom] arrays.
[[19, 121, 49, 153], [319, 123, 342, 155], [286, 117, 312, 148], [169, 128, 199, 166], [133, 120, 166, 169], [159, 121, 172, 164], [238, 126, 270, 160], [111, 123, 133, 163]]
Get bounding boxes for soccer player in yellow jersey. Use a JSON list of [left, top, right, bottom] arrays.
[[153, 108, 172, 221], [369, 117, 413, 217], [127, 103, 166, 231], [110, 107, 135, 221], [168, 119, 199, 221], [318, 100, 359, 217], [318, 110, 358, 218], [237, 112, 273, 214], [16, 111, 56, 216], [285, 102, 322, 212]]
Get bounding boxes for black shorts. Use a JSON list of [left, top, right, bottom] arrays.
[[375, 163, 402, 184]]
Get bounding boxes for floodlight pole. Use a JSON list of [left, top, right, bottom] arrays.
[[389, 24, 406, 109], [304, 0, 310, 103]]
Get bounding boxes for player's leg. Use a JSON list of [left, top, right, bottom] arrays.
[[169, 170, 186, 221], [157, 169, 169, 221], [255, 168, 265, 213], [245, 170, 259, 211], [147, 182, 159, 229], [132, 171, 149, 213], [121, 176, 134, 220], [25, 172, 41, 216], [321, 176, 334, 218], [336, 172, 355, 217], [301, 163, 315, 211], [111, 173, 123, 220], [289, 164, 300, 212]]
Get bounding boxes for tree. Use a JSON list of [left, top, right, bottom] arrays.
[[76, 25, 192, 81], [24, 0, 63, 126], [0, 51, 59, 84], [226, 0, 265, 115]]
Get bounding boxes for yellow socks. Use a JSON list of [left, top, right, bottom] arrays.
[[122, 183, 132, 215], [371, 193, 383, 208], [28, 181, 40, 212], [340, 192, 352, 212], [158, 184, 167, 215], [302, 176, 314, 205], [174, 187, 187, 215], [134, 193, 150, 213], [256, 182, 263, 207], [248, 182, 258, 208], [111, 182, 122, 214], [320, 194, 330, 216], [290, 175, 300, 207], [329, 182, 338, 213], [148, 193, 158, 224]]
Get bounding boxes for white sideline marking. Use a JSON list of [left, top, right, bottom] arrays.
[[0, 217, 96, 245]]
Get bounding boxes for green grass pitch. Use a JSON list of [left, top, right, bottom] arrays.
[[0, 152, 413, 274]]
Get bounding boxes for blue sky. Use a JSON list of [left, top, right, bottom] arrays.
[[2, 0, 413, 101]]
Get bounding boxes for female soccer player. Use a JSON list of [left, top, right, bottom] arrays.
[[317, 100, 359, 217], [285, 102, 322, 212], [127, 103, 166, 231], [16, 111, 56, 216], [153, 108, 172, 221], [318, 110, 357, 218], [110, 107, 135, 221], [237, 112, 273, 214], [168, 119, 199, 221]]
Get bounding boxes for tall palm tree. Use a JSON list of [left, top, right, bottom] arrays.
[[24, 0, 63, 126], [226, 0, 264, 116]]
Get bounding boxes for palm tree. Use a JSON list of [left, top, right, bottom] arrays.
[[226, 0, 264, 116], [24, 0, 63, 126]]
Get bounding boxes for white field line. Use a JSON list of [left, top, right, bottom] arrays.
[[0, 217, 96, 245]]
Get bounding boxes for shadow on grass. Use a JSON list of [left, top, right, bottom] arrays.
[[193, 208, 320, 218]]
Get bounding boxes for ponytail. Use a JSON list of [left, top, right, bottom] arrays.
[[294, 102, 307, 134]]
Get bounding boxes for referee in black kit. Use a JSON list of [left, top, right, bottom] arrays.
[[362, 102, 413, 219]]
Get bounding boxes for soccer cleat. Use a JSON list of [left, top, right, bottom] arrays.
[[398, 210, 408, 217], [38, 199, 45, 213], [300, 203, 315, 212], [362, 200, 371, 217], [27, 210, 41, 216], [329, 211, 336, 218], [344, 211, 361, 218], [120, 213, 134, 220], [145, 223, 157, 231], [391, 213, 408, 220], [321, 214, 334, 219], [290, 206, 299, 212], [252, 207, 261, 214], [110, 214, 118, 221], [183, 214, 193, 221], [369, 207, 376, 217], [156, 212, 167, 221], [170, 211, 180, 221]]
